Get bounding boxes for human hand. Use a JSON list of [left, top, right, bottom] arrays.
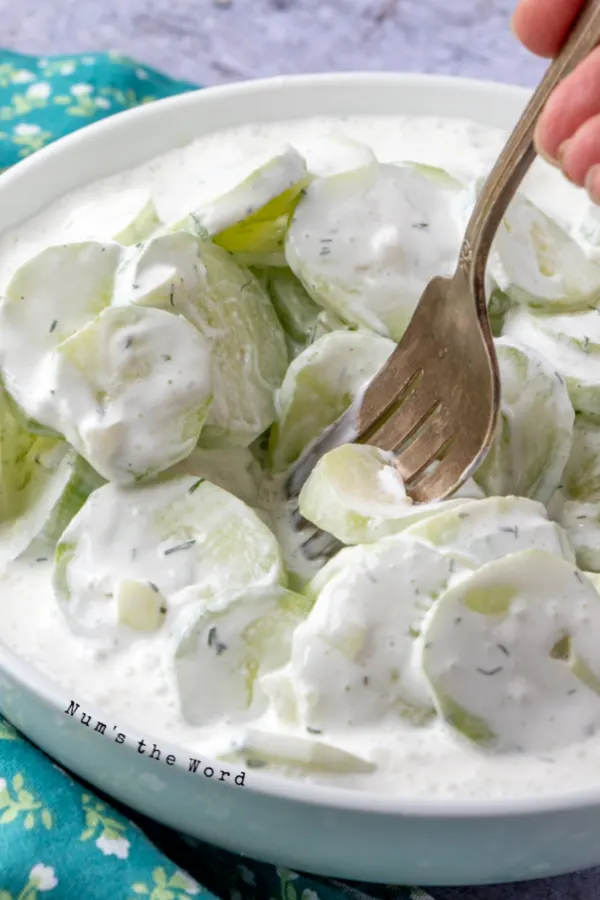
[[513, 0, 600, 200]]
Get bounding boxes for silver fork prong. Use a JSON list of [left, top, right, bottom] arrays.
[[301, 529, 345, 562], [358, 340, 424, 426], [408, 440, 476, 503], [362, 389, 440, 454], [289, 506, 311, 530], [395, 415, 455, 484], [284, 405, 359, 500]]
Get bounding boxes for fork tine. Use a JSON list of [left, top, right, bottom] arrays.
[[301, 529, 345, 561], [360, 388, 440, 454], [284, 405, 358, 500], [358, 340, 424, 427], [408, 439, 478, 503], [395, 417, 455, 484]]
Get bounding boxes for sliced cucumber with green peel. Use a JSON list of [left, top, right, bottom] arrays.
[[114, 233, 288, 447], [563, 415, 600, 503], [290, 533, 475, 732], [171, 585, 311, 727], [185, 146, 309, 266], [268, 329, 394, 473], [217, 727, 375, 774], [502, 305, 600, 418], [285, 162, 464, 340], [474, 337, 574, 503], [405, 496, 575, 567], [0, 241, 121, 431], [53, 474, 286, 640], [0, 384, 102, 566], [422, 550, 600, 751], [54, 305, 213, 483], [491, 190, 600, 311], [556, 500, 600, 572], [299, 443, 470, 545], [63, 188, 160, 245]]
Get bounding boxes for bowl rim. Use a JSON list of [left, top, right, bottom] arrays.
[[4, 69, 599, 821]]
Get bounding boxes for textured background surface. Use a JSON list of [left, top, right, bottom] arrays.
[[0, 0, 546, 89], [0, 0, 591, 897]]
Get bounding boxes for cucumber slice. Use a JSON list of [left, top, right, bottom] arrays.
[[556, 501, 600, 572], [421, 550, 600, 751], [117, 579, 167, 632], [290, 533, 475, 731], [563, 414, 600, 503], [171, 585, 310, 727], [54, 305, 213, 483], [268, 329, 394, 473], [266, 268, 326, 345], [474, 337, 574, 503], [0, 242, 121, 431], [405, 496, 575, 567], [186, 145, 309, 266], [298, 443, 470, 545], [53, 474, 286, 640], [0, 384, 102, 566], [306, 135, 376, 178], [266, 268, 349, 355], [502, 305, 600, 418], [114, 233, 288, 447], [571, 200, 600, 263], [63, 189, 160, 245], [491, 190, 600, 311], [285, 162, 464, 340], [218, 727, 375, 774], [167, 446, 262, 507]]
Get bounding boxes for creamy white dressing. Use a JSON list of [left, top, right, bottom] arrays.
[[1, 113, 600, 801]]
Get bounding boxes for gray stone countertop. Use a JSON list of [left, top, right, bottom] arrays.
[[0, 0, 595, 897], [2, 0, 546, 89]]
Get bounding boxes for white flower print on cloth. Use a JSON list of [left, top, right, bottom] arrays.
[[96, 832, 130, 859], [131, 867, 203, 897], [80, 793, 130, 858], [29, 864, 58, 892], [26, 82, 51, 100], [11, 69, 35, 83], [70, 83, 92, 96]]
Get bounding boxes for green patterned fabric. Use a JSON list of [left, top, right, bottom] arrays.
[[0, 49, 196, 170], [0, 48, 436, 900]]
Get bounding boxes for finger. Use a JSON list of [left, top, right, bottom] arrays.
[[560, 113, 600, 186], [534, 46, 600, 162], [585, 164, 600, 204], [512, 0, 586, 57]]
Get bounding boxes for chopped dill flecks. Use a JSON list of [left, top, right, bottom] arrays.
[[188, 478, 204, 494], [164, 539, 196, 556], [207, 625, 227, 655], [49, 319, 58, 333]]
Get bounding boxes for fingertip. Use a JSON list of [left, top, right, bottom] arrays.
[[585, 164, 600, 204]]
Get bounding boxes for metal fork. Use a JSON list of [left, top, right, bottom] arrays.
[[286, 0, 600, 560]]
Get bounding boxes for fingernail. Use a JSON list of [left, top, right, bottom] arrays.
[[534, 121, 559, 168], [585, 164, 600, 203], [557, 139, 572, 164]]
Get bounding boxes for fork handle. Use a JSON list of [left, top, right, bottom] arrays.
[[461, 0, 600, 291]]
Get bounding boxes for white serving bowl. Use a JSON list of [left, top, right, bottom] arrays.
[[1, 73, 599, 887]]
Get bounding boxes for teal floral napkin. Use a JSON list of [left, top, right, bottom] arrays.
[[0, 49, 196, 169], [0, 48, 436, 900]]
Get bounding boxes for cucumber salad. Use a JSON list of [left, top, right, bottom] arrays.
[[3, 114, 600, 799]]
